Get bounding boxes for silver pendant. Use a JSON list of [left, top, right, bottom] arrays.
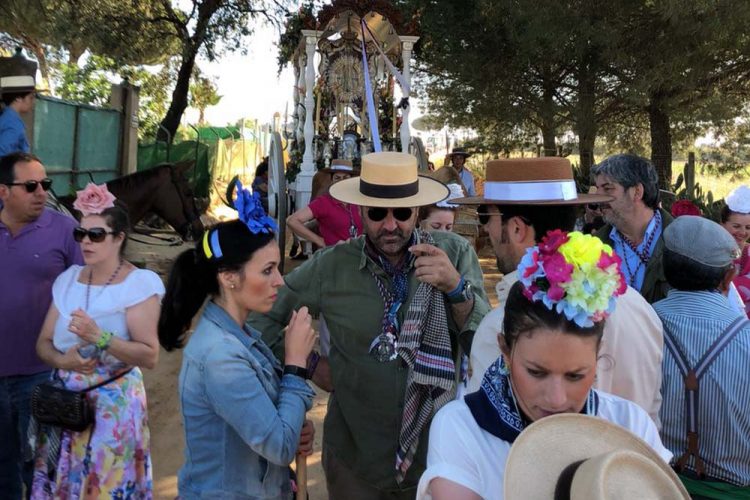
[[370, 332, 398, 362], [349, 223, 358, 238]]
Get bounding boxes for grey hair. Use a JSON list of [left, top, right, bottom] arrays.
[[591, 154, 660, 210]]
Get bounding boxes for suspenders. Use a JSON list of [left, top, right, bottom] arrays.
[[663, 315, 749, 476]]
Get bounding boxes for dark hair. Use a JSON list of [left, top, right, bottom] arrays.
[[158, 219, 275, 350], [590, 154, 660, 210], [720, 204, 734, 223], [0, 152, 42, 184], [496, 204, 578, 243], [418, 204, 455, 221], [503, 281, 604, 350], [255, 159, 269, 178], [663, 248, 731, 291], [1, 90, 32, 107], [91, 201, 131, 255]]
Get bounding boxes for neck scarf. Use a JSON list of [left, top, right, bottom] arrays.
[[465, 358, 599, 443], [365, 231, 457, 482]]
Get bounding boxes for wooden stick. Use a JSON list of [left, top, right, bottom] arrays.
[[296, 454, 307, 499]]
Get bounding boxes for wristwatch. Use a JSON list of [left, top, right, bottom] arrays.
[[283, 364, 309, 379], [447, 278, 474, 304]]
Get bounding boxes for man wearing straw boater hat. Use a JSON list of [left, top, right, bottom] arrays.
[[0, 75, 36, 156], [443, 147, 476, 197], [454, 157, 665, 423], [250, 151, 490, 498]]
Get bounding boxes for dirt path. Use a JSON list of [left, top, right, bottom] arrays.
[[130, 236, 500, 499]]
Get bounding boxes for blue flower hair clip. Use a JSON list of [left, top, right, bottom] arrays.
[[233, 179, 278, 234]]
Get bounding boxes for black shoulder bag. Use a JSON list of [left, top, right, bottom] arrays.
[[31, 369, 132, 432]]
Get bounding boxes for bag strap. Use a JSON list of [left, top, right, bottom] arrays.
[[663, 315, 749, 476], [80, 368, 134, 394]]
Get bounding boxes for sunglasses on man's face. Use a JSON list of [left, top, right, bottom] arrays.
[[6, 178, 53, 193], [476, 204, 503, 226], [587, 203, 600, 210], [73, 227, 116, 243], [366, 207, 414, 222]]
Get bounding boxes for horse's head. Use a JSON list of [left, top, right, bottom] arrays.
[[151, 162, 205, 241]]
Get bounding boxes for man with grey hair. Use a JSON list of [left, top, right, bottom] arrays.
[[654, 215, 750, 494], [592, 154, 672, 303]]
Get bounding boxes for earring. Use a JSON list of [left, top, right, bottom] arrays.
[[230, 283, 236, 289]]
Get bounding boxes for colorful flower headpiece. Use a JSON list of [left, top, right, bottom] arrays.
[[73, 182, 116, 216], [671, 199, 701, 218], [234, 179, 277, 234], [518, 230, 627, 327]]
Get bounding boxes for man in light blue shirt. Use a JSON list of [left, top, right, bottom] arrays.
[[0, 75, 35, 157], [655, 216, 750, 495], [445, 148, 476, 197], [592, 154, 672, 303]]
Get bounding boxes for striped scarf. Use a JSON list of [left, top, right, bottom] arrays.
[[393, 231, 456, 483]]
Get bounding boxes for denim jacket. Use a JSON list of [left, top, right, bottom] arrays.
[[178, 301, 315, 499]]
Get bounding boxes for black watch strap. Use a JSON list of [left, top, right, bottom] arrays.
[[283, 364, 309, 379]]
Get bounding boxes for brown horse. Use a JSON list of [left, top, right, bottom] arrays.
[[59, 162, 204, 241]]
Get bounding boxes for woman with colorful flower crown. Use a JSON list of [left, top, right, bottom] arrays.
[[32, 183, 164, 498], [157, 181, 317, 499], [416, 231, 673, 500]]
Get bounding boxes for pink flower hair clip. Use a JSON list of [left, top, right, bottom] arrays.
[[73, 182, 116, 216]]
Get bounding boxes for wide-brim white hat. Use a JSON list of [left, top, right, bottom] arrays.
[[330, 152, 449, 208], [504, 414, 689, 499]]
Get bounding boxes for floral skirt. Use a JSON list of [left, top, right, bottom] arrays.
[[30, 365, 153, 499]]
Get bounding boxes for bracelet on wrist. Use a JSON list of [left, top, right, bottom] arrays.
[[95, 330, 114, 350], [283, 364, 309, 379], [446, 275, 466, 298]]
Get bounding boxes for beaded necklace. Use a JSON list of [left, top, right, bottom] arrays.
[[85, 259, 124, 311], [617, 211, 661, 288]]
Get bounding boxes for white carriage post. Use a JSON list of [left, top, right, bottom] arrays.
[[296, 29, 320, 218], [399, 35, 419, 153]]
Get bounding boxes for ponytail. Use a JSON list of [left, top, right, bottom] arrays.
[[158, 248, 217, 351]]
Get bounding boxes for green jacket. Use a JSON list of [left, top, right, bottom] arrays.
[[248, 231, 490, 493], [595, 208, 673, 304]]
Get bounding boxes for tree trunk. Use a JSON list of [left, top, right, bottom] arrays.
[[576, 67, 597, 178], [540, 76, 558, 156], [157, 45, 198, 142], [647, 93, 672, 190]]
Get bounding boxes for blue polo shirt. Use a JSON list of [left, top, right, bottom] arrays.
[[0, 209, 83, 376], [0, 107, 30, 156]]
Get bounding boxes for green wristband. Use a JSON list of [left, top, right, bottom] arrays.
[[96, 330, 114, 350]]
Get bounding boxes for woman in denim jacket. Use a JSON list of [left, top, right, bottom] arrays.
[[158, 187, 317, 500]]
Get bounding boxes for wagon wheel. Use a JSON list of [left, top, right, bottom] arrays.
[[268, 132, 288, 273]]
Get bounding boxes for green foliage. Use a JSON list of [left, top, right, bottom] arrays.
[[665, 165, 723, 222], [190, 74, 222, 125], [55, 55, 117, 106], [276, 2, 317, 74]]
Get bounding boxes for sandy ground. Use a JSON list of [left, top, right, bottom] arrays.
[[128, 234, 500, 500]]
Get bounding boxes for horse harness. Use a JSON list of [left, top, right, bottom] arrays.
[[663, 315, 749, 477], [169, 166, 201, 238]]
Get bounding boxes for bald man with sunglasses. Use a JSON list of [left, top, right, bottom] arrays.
[[249, 152, 489, 499], [0, 152, 82, 497]]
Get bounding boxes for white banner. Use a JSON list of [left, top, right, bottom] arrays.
[[483, 180, 578, 201]]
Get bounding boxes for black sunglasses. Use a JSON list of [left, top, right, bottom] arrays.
[[476, 204, 503, 225], [73, 227, 116, 243], [6, 178, 53, 193], [367, 207, 414, 222], [587, 203, 600, 210]]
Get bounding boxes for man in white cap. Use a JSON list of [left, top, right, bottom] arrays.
[[455, 157, 665, 424], [0, 75, 36, 156], [249, 151, 490, 499], [655, 215, 750, 496]]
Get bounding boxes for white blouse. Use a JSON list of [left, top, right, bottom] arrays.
[[52, 265, 164, 360], [416, 391, 672, 500]]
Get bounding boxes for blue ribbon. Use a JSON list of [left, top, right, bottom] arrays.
[[361, 19, 382, 152]]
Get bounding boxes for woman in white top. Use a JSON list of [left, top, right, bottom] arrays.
[[417, 231, 672, 500], [33, 183, 163, 499]]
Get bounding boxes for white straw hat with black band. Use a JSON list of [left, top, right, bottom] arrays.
[[330, 152, 449, 208]]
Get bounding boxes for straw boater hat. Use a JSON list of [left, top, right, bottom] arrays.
[[454, 157, 612, 206], [0, 75, 36, 94], [330, 152, 449, 208], [504, 414, 689, 499], [321, 158, 359, 175]]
